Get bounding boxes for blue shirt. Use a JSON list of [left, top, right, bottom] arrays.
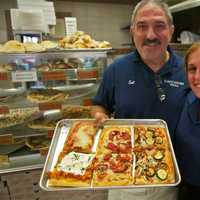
[[175, 91, 200, 186], [93, 48, 187, 141]]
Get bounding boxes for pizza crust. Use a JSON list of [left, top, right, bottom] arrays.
[[48, 177, 91, 187]]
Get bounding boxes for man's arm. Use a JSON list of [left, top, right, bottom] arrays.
[[91, 105, 110, 124]]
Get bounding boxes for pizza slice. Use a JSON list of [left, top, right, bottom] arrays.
[[134, 126, 168, 149], [92, 153, 134, 187], [27, 118, 57, 130], [62, 120, 98, 154], [27, 89, 69, 104], [48, 151, 95, 187], [96, 126, 133, 155], [134, 147, 175, 185]]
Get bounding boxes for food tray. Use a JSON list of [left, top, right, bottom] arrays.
[[40, 119, 181, 191], [58, 48, 112, 52]]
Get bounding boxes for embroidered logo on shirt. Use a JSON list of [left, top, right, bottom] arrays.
[[128, 80, 135, 85], [164, 80, 184, 88]]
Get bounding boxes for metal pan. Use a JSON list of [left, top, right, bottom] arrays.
[[40, 119, 181, 191]]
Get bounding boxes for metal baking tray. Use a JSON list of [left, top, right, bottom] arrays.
[[40, 119, 181, 191]]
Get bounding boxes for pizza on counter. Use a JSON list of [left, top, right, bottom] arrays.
[[27, 89, 69, 104], [0, 107, 39, 128], [27, 118, 57, 130]]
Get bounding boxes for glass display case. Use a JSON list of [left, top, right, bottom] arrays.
[[0, 49, 107, 174]]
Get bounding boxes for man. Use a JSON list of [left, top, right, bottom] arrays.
[[92, 0, 187, 200]]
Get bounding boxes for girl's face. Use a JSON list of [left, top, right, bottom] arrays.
[[187, 48, 200, 99]]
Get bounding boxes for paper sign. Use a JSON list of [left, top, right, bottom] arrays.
[[65, 17, 77, 36], [39, 102, 62, 111], [42, 71, 66, 81], [11, 71, 37, 82], [77, 69, 99, 79]]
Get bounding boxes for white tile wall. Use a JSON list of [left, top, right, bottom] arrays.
[[0, 0, 133, 47], [0, 0, 17, 43], [54, 1, 134, 47]]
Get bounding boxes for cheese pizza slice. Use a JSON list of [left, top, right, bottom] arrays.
[[62, 121, 98, 154], [96, 126, 133, 155], [92, 153, 134, 187], [134, 147, 175, 185], [48, 151, 95, 187]]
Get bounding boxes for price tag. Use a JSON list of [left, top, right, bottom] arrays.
[[39, 102, 62, 111], [0, 134, 13, 145], [83, 98, 93, 106], [11, 71, 37, 82], [0, 72, 8, 80], [0, 106, 9, 114], [77, 69, 99, 79], [42, 71, 66, 81]]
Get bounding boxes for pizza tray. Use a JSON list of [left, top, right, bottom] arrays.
[[40, 119, 181, 191]]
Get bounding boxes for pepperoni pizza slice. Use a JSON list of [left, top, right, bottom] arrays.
[[96, 126, 133, 155], [92, 153, 134, 186]]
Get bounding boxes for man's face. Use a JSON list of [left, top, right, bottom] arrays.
[[187, 48, 200, 99], [131, 3, 174, 62]]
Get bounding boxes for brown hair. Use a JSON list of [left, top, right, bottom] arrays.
[[185, 42, 200, 70]]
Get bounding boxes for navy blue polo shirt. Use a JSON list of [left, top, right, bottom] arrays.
[[175, 91, 200, 186], [93, 48, 187, 141]]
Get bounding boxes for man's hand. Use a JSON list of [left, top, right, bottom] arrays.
[[91, 105, 110, 126], [94, 112, 109, 125]]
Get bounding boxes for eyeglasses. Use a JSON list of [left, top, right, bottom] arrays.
[[154, 74, 166, 102]]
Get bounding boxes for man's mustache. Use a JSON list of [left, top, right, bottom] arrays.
[[143, 39, 161, 45]]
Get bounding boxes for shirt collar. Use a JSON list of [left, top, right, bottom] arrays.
[[132, 46, 183, 76], [187, 90, 199, 104], [187, 90, 200, 123]]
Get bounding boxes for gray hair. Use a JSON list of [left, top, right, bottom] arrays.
[[131, 0, 173, 26]]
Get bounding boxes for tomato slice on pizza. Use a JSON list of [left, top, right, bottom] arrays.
[[96, 126, 133, 155], [92, 153, 134, 187]]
